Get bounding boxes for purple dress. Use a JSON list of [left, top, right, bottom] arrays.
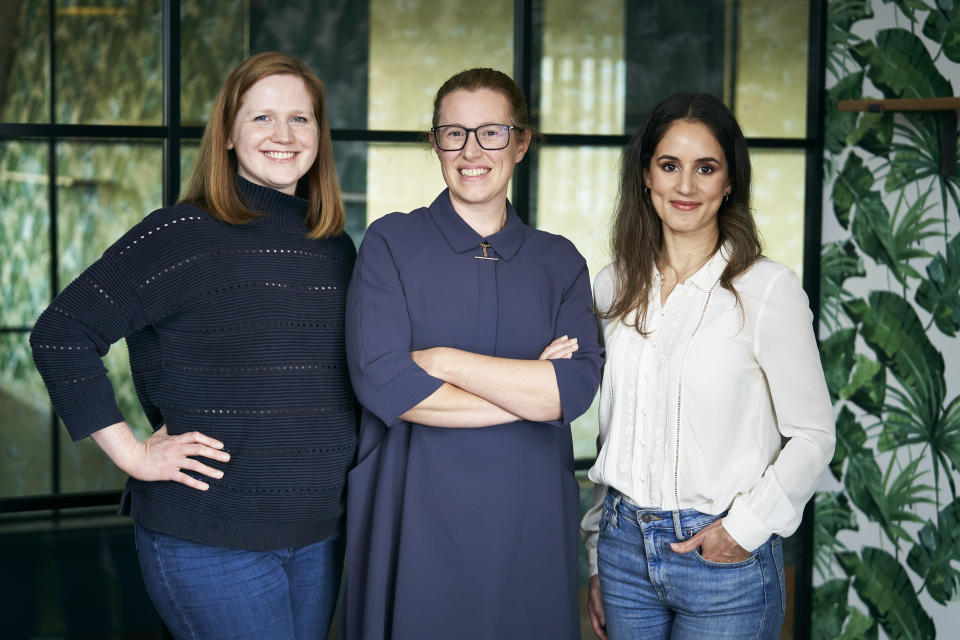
[[340, 190, 602, 640]]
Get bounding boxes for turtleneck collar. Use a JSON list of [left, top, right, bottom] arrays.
[[236, 175, 309, 229]]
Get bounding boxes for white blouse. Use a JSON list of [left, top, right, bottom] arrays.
[[581, 248, 835, 574]]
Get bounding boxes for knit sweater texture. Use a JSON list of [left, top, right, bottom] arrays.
[[31, 177, 358, 550]]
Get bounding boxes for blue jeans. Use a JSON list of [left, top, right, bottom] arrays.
[[135, 525, 343, 640], [597, 491, 785, 639]]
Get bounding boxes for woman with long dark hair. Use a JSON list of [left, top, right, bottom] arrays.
[[581, 92, 835, 639]]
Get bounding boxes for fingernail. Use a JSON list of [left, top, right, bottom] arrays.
[[217, 471, 224, 479]]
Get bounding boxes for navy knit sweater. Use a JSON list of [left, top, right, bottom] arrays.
[[31, 177, 357, 550]]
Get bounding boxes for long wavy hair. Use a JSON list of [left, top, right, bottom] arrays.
[[180, 52, 345, 238], [601, 92, 761, 331]]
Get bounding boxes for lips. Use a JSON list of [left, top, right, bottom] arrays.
[[671, 200, 700, 211]]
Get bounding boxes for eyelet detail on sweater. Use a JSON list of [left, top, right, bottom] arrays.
[[88, 279, 117, 307], [118, 216, 206, 255]]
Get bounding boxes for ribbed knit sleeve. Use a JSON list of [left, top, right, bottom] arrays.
[[31, 249, 150, 441]]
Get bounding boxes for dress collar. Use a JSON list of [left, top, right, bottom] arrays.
[[427, 189, 524, 261]]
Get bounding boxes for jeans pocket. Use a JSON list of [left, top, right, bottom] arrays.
[[691, 547, 758, 569]]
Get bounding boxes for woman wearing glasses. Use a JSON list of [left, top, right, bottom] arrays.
[[339, 68, 602, 639]]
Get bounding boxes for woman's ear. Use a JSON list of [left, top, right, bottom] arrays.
[[514, 129, 531, 162]]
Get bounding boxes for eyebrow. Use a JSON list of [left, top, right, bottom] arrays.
[[657, 154, 722, 164]]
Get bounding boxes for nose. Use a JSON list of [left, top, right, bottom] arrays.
[[462, 129, 483, 157], [271, 120, 294, 143], [677, 169, 695, 195]]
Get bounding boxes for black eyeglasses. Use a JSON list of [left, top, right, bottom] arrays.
[[431, 124, 516, 151]]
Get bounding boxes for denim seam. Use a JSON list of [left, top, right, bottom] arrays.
[[151, 530, 199, 640], [756, 543, 769, 639]]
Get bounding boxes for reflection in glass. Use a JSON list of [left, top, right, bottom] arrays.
[[53, 0, 163, 125], [56, 141, 162, 443], [751, 149, 805, 276], [536, 146, 620, 459], [367, 143, 446, 225], [541, 0, 624, 135], [369, 0, 513, 131], [180, 0, 248, 126], [0, 333, 53, 497], [0, 1, 50, 123], [735, 0, 809, 138], [1, 141, 50, 326]]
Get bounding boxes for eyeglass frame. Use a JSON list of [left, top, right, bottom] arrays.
[[430, 123, 518, 151]]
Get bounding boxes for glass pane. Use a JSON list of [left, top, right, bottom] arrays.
[[369, 0, 513, 131], [734, 0, 809, 138], [0, 332, 53, 497], [1, 141, 50, 326], [54, 0, 162, 125], [56, 142, 162, 285], [0, 1, 50, 123], [179, 140, 200, 197], [180, 0, 247, 126], [540, 0, 625, 134], [367, 143, 447, 225], [624, 0, 727, 132], [536, 146, 620, 459], [751, 149, 806, 277], [332, 140, 371, 249], [250, 0, 370, 130]]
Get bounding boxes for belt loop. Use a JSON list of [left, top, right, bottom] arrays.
[[671, 509, 685, 541], [610, 493, 621, 527]]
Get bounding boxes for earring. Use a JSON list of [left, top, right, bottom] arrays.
[[722, 193, 729, 207]]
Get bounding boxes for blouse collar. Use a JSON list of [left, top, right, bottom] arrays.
[[427, 189, 525, 261]]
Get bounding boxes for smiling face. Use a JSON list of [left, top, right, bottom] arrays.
[[644, 119, 730, 242], [227, 74, 318, 195], [432, 88, 529, 220]]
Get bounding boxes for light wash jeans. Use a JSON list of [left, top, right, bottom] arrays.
[[135, 524, 342, 640], [597, 491, 785, 639]]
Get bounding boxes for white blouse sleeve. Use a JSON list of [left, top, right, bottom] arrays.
[[722, 267, 836, 551]]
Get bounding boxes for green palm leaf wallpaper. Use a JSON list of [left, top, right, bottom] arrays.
[[816, 1, 960, 637]]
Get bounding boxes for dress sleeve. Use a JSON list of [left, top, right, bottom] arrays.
[[722, 268, 836, 551], [345, 224, 444, 426], [30, 253, 149, 441], [548, 258, 604, 425]]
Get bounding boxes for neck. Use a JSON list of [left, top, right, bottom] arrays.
[[448, 193, 508, 238], [659, 228, 719, 283]]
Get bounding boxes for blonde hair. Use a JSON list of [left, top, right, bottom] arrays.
[[180, 52, 345, 238]]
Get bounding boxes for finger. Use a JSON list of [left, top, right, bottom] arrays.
[[179, 430, 225, 450], [670, 535, 700, 554], [182, 443, 231, 462], [172, 470, 209, 491], [180, 458, 225, 480]]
